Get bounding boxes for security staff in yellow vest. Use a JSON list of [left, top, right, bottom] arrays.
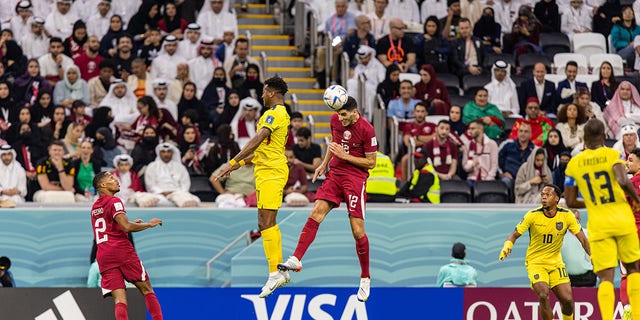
[[398, 147, 440, 203], [366, 152, 397, 202]]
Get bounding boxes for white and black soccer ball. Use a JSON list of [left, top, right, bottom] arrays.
[[323, 85, 349, 111]]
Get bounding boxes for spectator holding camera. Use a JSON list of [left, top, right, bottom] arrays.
[[179, 125, 204, 176]]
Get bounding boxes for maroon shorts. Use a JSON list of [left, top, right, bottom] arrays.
[[315, 176, 366, 219], [100, 260, 148, 296]]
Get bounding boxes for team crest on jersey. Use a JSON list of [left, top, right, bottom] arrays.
[[114, 202, 123, 211], [266, 115, 274, 125], [344, 130, 352, 140], [556, 222, 563, 230]]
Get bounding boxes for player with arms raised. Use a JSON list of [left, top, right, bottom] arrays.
[[215, 76, 291, 298], [564, 119, 640, 320], [91, 171, 163, 320], [499, 184, 589, 320], [279, 96, 377, 302]]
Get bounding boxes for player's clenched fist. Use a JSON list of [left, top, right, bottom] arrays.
[[499, 240, 513, 261]]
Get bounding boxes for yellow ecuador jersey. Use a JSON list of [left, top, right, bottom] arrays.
[[565, 147, 636, 241], [252, 104, 290, 169], [515, 206, 581, 266]]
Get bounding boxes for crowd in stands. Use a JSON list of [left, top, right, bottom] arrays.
[[0, 0, 640, 206]]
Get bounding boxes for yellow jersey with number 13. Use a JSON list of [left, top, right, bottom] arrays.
[[252, 104, 290, 169], [565, 147, 635, 241]]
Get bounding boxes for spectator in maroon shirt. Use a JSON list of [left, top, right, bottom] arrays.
[[74, 35, 104, 81]]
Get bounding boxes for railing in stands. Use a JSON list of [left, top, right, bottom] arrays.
[[357, 73, 366, 120], [294, 0, 306, 55], [309, 9, 318, 77], [245, 30, 252, 57], [407, 137, 417, 181], [373, 94, 387, 154], [291, 93, 299, 112], [260, 51, 268, 79], [307, 114, 315, 140], [205, 230, 253, 283], [325, 31, 333, 87], [341, 51, 349, 87], [390, 116, 399, 161], [278, 0, 285, 35]]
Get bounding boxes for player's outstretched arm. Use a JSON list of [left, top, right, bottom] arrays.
[[574, 229, 591, 256], [614, 163, 640, 205], [214, 128, 270, 181], [499, 231, 521, 261], [115, 214, 163, 233]]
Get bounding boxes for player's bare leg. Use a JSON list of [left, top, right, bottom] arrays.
[[132, 279, 163, 319], [110, 289, 129, 320], [258, 208, 289, 298], [349, 216, 370, 302], [597, 267, 617, 320], [551, 283, 574, 320], [278, 200, 333, 272], [623, 260, 640, 320], [532, 282, 554, 320]]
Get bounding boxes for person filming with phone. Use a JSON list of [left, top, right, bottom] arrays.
[[514, 148, 552, 204]]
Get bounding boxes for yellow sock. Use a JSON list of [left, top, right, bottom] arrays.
[[562, 313, 573, 320], [598, 281, 615, 320], [627, 273, 640, 320], [261, 224, 282, 273]]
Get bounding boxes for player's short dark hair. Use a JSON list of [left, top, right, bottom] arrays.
[[631, 148, 640, 159], [93, 171, 110, 189], [583, 118, 605, 140], [341, 96, 358, 111], [566, 61, 578, 69], [264, 76, 288, 96], [544, 184, 562, 198], [296, 127, 311, 139]]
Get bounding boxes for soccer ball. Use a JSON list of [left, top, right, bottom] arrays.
[[323, 85, 349, 111]]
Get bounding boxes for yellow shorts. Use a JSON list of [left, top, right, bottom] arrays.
[[527, 263, 569, 289], [255, 166, 287, 210], [590, 232, 640, 273]]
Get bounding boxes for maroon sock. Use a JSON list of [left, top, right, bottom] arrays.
[[293, 218, 320, 260], [115, 302, 128, 320], [144, 292, 163, 320], [356, 235, 370, 278]]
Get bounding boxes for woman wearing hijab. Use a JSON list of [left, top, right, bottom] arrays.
[[178, 125, 204, 176], [84, 106, 113, 139], [514, 148, 552, 204], [462, 88, 505, 139], [31, 91, 54, 127], [237, 63, 264, 105], [376, 64, 401, 107], [53, 65, 89, 109], [0, 81, 18, 131], [202, 66, 230, 126], [126, 1, 161, 43], [203, 123, 240, 176], [214, 89, 241, 129], [414, 15, 451, 73], [12, 59, 52, 108], [158, 2, 187, 39], [63, 20, 88, 59], [473, 7, 502, 54], [99, 15, 126, 58], [1, 40, 27, 78], [511, 5, 542, 66], [414, 64, 451, 116], [603, 80, 640, 138], [534, 0, 561, 33], [542, 128, 569, 171], [131, 125, 159, 173], [177, 81, 208, 133]]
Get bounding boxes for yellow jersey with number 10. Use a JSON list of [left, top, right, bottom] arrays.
[[565, 147, 635, 241], [252, 104, 290, 169]]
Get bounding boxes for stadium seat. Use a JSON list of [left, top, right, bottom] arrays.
[[553, 53, 588, 74], [589, 53, 625, 76], [519, 53, 551, 75], [473, 180, 510, 203], [462, 74, 491, 95], [450, 93, 473, 107], [511, 74, 528, 88], [572, 33, 607, 60], [544, 74, 565, 86], [619, 74, 640, 87], [540, 32, 571, 58], [607, 34, 613, 53], [190, 176, 219, 202], [484, 53, 516, 72], [399, 73, 421, 85], [576, 74, 598, 90], [440, 180, 472, 203], [439, 73, 462, 96], [502, 117, 519, 139]]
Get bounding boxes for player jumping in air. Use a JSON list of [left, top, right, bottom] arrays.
[[215, 76, 291, 298], [279, 96, 377, 302], [565, 119, 640, 320], [91, 171, 163, 320], [500, 184, 590, 320]]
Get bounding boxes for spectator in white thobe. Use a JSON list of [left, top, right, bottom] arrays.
[[150, 35, 187, 82], [196, 0, 238, 44], [144, 142, 200, 207], [484, 60, 520, 118], [189, 37, 221, 99], [44, 0, 80, 39]]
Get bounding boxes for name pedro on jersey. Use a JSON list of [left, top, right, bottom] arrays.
[[92, 207, 103, 216], [582, 156, 607, 166]]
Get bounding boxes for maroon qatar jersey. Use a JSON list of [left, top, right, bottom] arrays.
[[91, 194, 139, 271], [402, 121, 436, 138], [328, 113, 378, 180]]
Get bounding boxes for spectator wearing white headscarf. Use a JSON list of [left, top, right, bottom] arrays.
[[484, 60, 519, 118], [188, 37, 221, 99], [0, 145, 27, 205], [231, 97, 262, 149], [44, 0, 80, 39], [150, 35, 187, 82], [196, 0, 238, 44], [144, 142, 200, 207]]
